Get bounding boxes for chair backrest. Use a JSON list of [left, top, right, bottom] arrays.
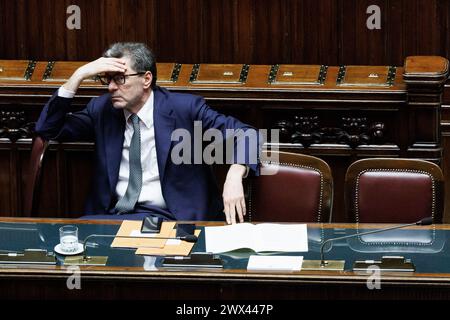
[[345, 158, 444, 223], [247, 150, 333, 222], [23, 136, 48, 217]]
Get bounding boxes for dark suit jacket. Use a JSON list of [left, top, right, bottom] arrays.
[[35, 86, 259, 220]]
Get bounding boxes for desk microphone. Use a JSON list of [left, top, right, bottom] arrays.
[[319, 217, 433, 268]]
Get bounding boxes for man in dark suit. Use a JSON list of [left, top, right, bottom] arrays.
[[36, 42, 259, 223]]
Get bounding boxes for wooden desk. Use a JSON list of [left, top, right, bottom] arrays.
[[1, 217, 450, 300]]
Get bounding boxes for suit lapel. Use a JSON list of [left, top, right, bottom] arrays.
[[153, 88, 175, 182], [105, 104, 125, 193]]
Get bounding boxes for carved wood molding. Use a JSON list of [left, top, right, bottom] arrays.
[[272, 115, 386, 148], [0, 111, 34, 141]]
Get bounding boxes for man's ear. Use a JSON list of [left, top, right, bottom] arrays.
[[143, 71, 152, 89]]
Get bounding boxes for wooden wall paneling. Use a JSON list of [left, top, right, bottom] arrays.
[[399, 0, 419, 60], [340, 0, 388, 65], [387, 0, 405, 65], [63, 146, 94, 217], [0, 1, 5, 58], [445, 0, 450, 60], [414, 0, 442, 56], [202, 0, 237, 63], [8, 145, 18, 215], [0, 141, 33, 217], [155, 0, 204, 63], [229, 0, 254, 64], [442, 132, 450, 222], [296, 0, 340, 65], [32, 146, 61, 217], [395, 104, 410, 157], [26, 0, 46, 60], [440, 80, 450, 222], [131, 0, 156, 45], [103, 0, 124, 57], [40, 1, 56, 61], [253, 1, 287, 64], [17, 144, 28, 215], [200, 0, 254, 63], [49, 0, 68, 61], [1, 0, 449, 64], [65, 0, 95, 61], [14, 0, 27, 59], [122, 0, 141, 42], [0, 0, 19, 59], [16, 141, 32, 215], [401, 0, 442, 58], [0, 146, 14, 215]]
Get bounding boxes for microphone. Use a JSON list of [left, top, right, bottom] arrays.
[[150, 234, 199, 243], [319, 217, 433, 268]]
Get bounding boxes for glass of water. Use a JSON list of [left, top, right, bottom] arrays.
[[59, 225, 79, 253]]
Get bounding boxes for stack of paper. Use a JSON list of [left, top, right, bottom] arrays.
[[111, 220, 198, 256], [111, 220, 175, 248]]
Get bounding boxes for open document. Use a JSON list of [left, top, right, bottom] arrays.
[[205, 223, 308, 253]]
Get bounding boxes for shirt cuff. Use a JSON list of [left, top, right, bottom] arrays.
[[58, 86, 76, 98], [242, 165, 250, 179]]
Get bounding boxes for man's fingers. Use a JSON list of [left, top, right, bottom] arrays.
[[107, 60, 127, 70], [224, 202, 231, 224], [98, 62, 127, 74], [240, 198, 247, 217], [230, 202, 237, 225], [236, 201, 244, 223], [88, 58, 127, 76]]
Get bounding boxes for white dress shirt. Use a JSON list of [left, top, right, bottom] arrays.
[[116, 92, 167, 208], [58, 87, 167, 209]]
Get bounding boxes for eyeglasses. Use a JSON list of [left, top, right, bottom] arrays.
[[97, 72, 146, 85]]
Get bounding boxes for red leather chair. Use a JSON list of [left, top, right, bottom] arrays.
[[247, 151, 333, 222], [23, 135, 48, 217], [345, 158, 444, 223]]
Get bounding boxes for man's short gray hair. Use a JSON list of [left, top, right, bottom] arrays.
[[103, 42, 157, 88]]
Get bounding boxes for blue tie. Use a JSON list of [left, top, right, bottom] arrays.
[[115, 114, 142, 214]]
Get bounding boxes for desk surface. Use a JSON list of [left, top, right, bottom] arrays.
[[1, 217, 450, 300]]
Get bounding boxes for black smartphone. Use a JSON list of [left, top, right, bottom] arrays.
[[140, 216, 163, 233], [176, 223, 195, 237]]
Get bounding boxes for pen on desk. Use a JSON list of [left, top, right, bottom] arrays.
[[116, 235, 198, 242]]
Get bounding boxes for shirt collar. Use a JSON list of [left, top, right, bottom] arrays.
[[123, 91, 154, 128]]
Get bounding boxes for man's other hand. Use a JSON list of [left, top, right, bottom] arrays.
[[223, 164, 247, 224]]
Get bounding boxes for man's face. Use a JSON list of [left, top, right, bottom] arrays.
[[107, 57, 148, 111]]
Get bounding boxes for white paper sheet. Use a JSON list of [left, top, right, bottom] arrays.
[[247, 255, 303, 271], [205, 223, 308, 253]]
